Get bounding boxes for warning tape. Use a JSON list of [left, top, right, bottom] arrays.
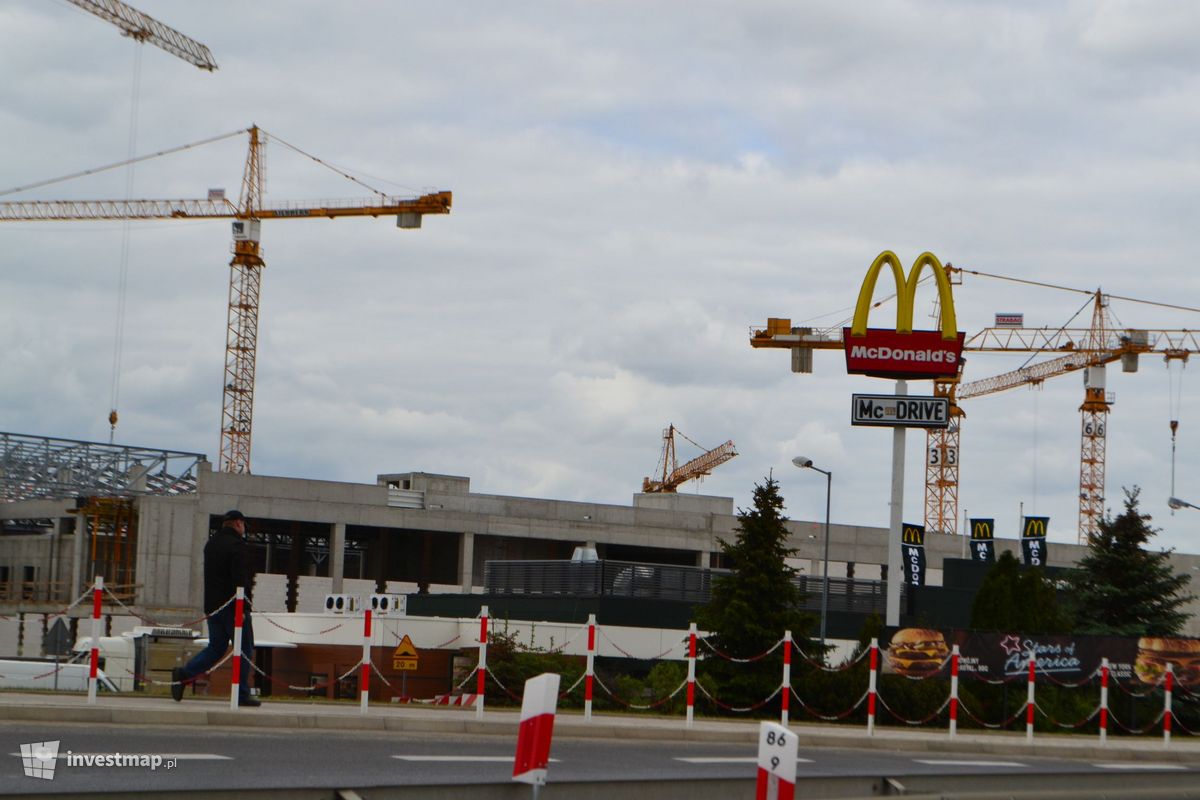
[[1110, 679, 1161, 698], [789, 686, 868, 721], [484, 666, 523, 702], [698, 636, 782, 663], [597, 627, 683, 660], [1035, 701, 1100, 730], [537, 625, 586, 655], [557, 672, 586, 699], [368, 658, 394, 689], [956, 697, 1028, 730], [246, 657, 361, 693], [592, 674, 686, 711], [101, 586, 236, 629], [454, 666, 478, 691], [876, 694, 950, 726], [695, 681, 781, 713], [263, 617, 346, 636], [1107, 708, 1166, 735]]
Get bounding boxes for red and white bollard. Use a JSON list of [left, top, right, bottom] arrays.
[[1025, 652, 1036, 741], [229, 586, 245, 710], [780, 631, 792, 726], [686, 622, 697, 728], [756, 721, 797, 800], [949, 644, 960, 738], [87, 576, 103, 705], [513, 672, 561, 791], [584, 614, 596, 722], [476, 605, 489, 719], [1099, 658, 1109, 745], [1164, 663, 1174, 747], [867, 638, 878, 736], [360, 607, 373, 715]]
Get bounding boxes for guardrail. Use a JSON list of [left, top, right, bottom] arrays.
[[483, 560, 903, 613]]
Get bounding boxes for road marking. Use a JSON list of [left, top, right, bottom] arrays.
[[675, 757, 815, 764], [914, 759, 1026, 768], [1094, 763, 1187, 771], [392, 756, 559, 763]]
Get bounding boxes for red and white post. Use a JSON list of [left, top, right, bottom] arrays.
[[686, 622, 697, 728], [756, 721, 797, 800], [867, 638, 878, 736], [360, 607, 373, 715], [949, 644, 960, 738], [1099, 658, 1109, 745], [229, 586, 245, 710], [86, 576, 103, 705], [584, 614, 596, 722], [512, 672, 561, 792], [780, 630, 792, 727], [1025, 652, 1036, 741], [1164, 663, 1174, 747], [476, 605, 489, 719]]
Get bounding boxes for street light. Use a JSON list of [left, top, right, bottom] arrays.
[[792, 455, 832, 649], [1169, 497, 1200, 511]]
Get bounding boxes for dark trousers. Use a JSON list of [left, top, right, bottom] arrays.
[[181, 605, 254, 699]]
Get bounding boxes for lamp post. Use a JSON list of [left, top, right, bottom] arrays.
[[1169, 497, 1200, 511], [793, 456, 832, 649]]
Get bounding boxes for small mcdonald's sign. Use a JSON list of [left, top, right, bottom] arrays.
[[1021, 516, 1049, 567], [969, 518, 995, 563], [900, 523, 926, 587]]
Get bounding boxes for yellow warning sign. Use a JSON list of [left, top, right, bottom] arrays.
[[392, 634, 419, 671]]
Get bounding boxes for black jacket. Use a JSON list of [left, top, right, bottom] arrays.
[[203, 524, 252, 613]]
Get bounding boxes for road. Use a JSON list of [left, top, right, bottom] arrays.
[[2, 721, 1197, 797]]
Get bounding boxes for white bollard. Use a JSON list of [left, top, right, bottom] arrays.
[[1099, 658, 1109, 745], [512, 672, 561, 790], [1025, 653, 1035, 741], [686, 622, 697, 728], [584, 614, 596, 722], [360, 608, 372, 715], [229, 586, 245, 710], [867, 638, 878, 736], [949, 644, 960, 738], [87, 576, 103, 705], [1164, 663, 1174, 748], [476, 605, 489, 719], [781, 630, 792, 727]]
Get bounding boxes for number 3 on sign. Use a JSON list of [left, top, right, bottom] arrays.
[[756, 721, 798, 800]]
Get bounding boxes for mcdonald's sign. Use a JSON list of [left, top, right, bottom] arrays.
[[844, 251, 965, 379], [1022, 516, 1049, 567], [901, 522, 926, 587], [969, 518, 995, 563]]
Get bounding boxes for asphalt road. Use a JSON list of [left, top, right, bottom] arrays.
[[2, 721, 1196, 796]]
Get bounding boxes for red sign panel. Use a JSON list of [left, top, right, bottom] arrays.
[[843, 328, 965, 379]]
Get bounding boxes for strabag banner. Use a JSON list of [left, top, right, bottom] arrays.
[[880, 627, 1200, 687], [1021, 516, 1049, 566], [901, 523, 926, 587], [968, 518, 995, 563]]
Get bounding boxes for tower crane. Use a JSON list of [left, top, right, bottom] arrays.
[[642, 424, 737, 493], [64, 0, 218, 71], [0, 126, 452, 473], [748, 268, 1200, 542]]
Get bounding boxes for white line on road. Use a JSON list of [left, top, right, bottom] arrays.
[[914, 759, 1027, 768], [392, 756, 560, 763], [1093, 763, 1188, 771], [675, 757, 815, 764]]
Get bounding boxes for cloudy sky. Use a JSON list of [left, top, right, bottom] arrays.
[[3, 1, 1199, 553]]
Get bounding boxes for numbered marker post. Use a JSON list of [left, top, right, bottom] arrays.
[[513, 672, 561, 791], [756, 721, 797, 800]]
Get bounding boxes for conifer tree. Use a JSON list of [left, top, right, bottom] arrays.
[[1067, 487, 1193, 636], [970, 550, 1070, 634], [695, 476, 815, 709]]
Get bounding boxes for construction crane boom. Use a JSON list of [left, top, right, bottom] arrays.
[[642, 425, 737, 493], [65, 0, 218, 70], [1, 125, 451, 474]]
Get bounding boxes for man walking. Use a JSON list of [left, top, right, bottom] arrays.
[[173, 509, 259, 707]]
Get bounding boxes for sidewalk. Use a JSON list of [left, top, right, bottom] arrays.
[[2, 690, 1198, 764]]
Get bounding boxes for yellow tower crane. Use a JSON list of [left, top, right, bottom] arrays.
[[64, 0, 218, 70], [0, 126, 452, 473], [642, 425, 737, 493]]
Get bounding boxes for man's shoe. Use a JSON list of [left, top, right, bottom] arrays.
[[238, 696, 261, 707], [171, 668, 185, 702]]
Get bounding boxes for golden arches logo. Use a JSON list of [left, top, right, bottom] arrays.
[[971, 520, 994, 540], [850, 251, 958, 341], [902, 525, 925, 545], [1023, 518, 1047, 538]]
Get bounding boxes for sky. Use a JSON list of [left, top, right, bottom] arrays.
[[2, 1, 1199, 553]]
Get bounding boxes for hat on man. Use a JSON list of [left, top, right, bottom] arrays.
[[223, 509, 246, 522]]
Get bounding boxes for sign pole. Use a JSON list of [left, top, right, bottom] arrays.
[[886, 379, 907, 626], [867, 638, 878, 736], [359, 607, 372, 715], [781, 630, 791, 727], [229, 586, 244, 711], [584, 614, 596, 722], [1025, 653, 1036, 741], [87, 576, 103, 705], [476, 605, 489, 719], [1099, 658, 1109, 745], [686, 622, 697, 728], [1164, 663, 1174, 748], [949, 644, 960, 737]]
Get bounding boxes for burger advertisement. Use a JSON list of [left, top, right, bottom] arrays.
[[882, 628, 1200, 686]]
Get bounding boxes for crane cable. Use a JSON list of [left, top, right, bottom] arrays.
[[1168, 358, 1186, 502], [108, 42, 143, 442]]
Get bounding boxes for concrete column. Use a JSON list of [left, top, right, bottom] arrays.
[[330, 522, 346, 593], [71, 514, 87, 599], [459, 532, 475, 592], [697, 550, 711, 568]]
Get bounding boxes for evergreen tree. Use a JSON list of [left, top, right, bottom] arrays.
[[970, 551, 1070, 634], [1066, 487, 1194, 636], [695, 476, 815, 710]]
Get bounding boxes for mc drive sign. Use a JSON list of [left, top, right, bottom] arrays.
[[851, 394, 950, 429]]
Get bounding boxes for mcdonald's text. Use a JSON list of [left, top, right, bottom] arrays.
[[844, 328, 965, 378]]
